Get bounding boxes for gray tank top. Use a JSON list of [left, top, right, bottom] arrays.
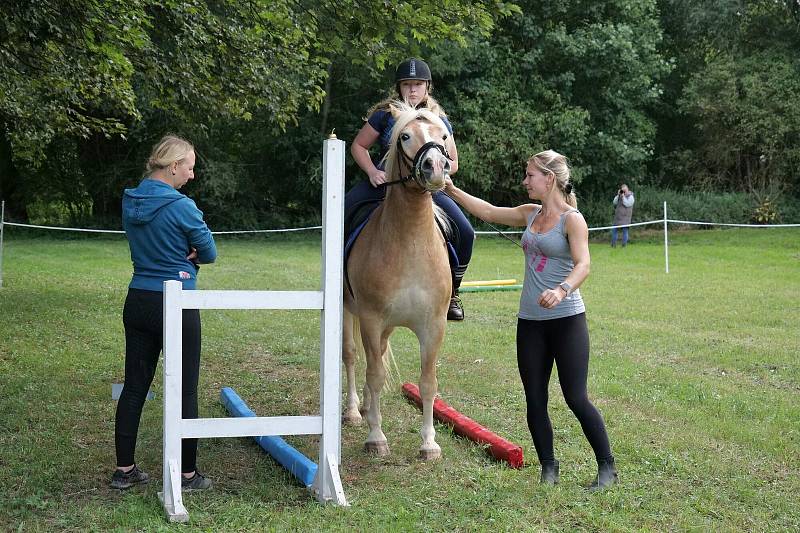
[[518, 206, 586, 320]]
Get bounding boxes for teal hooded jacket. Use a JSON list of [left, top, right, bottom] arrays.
[[122, 178, 216, 291]]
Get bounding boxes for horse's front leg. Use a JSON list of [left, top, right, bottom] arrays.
[[417, 320, 446, 460], [362, 322, 390, 456], [342, 310, 362, 425]]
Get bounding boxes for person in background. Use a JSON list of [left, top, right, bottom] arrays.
[[612, 184, 635, 247], [443, 150, 618, 490], [112, 135, 216, 491], [347, 57, 474, 321]]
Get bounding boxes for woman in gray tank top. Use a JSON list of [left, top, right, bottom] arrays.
[[444, 149, 618, 490]]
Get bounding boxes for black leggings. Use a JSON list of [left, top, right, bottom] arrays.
[[516, 314, 613, 463], [115, 288, 201, 473]]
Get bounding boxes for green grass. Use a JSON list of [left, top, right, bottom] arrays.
[[0, 228, 798, 531]]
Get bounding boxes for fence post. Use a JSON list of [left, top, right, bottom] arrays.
[[663, 201, 669, 274], [312, 136, 347, 505], [0, 200, 5, 288], [160, 280, 188, 522]]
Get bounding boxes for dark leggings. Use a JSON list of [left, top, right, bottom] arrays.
[[115, 288, 201, 473], [516, 314, 613, 463], [345, 180, 474, 270]]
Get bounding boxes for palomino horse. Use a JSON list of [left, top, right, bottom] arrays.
[[343, 102, 452, 460]]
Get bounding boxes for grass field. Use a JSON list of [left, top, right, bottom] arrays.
[[0, 228, 798, 531]]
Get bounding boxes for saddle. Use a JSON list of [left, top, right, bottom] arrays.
[[344, 199, 460, 295]]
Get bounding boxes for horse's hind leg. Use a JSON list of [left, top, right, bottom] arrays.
[[417, 322, 446, 460], [342, 310, 362, 425], [362, 322, 390, 455]]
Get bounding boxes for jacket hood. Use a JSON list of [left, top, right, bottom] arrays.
[[123, 178, 185, 225]]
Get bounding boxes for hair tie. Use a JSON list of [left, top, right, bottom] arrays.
[[565, 183, 573, 194]]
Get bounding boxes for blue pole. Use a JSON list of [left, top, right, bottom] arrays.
[[220, 387, 317, 487]]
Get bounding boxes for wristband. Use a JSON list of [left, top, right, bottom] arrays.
[[558, 281, 572, 296]]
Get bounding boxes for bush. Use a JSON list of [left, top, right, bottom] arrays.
[[578, 186, 800, 229]]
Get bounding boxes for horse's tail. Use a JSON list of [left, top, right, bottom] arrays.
[[351, 316, 401, 386]]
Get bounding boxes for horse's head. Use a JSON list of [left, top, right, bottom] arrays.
[[385, 102, 452, 192]]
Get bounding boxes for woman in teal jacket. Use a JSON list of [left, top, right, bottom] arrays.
[[112, 135, 216, 491]]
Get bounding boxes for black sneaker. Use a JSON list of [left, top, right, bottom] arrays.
[[182, 471, 212, 491], [447, 296, 464, 321], [110, 465, 149, 490]]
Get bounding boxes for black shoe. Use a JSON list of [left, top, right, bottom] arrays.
[[447, 296, 464, 321], [110, 465, 149, 490], [588, 458, 618, 491], [540, 459, 559, 485], [182, 471, 212, 491]]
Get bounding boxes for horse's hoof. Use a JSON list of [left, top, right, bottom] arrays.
[[418, 447, 441, 461], [342, 410, 362, 425], [364, 441, 390, 456]]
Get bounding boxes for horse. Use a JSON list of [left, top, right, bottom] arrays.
[[342, 102, 453, 460]]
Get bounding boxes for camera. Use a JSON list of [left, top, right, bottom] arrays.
[[618, 189, 623, 195]]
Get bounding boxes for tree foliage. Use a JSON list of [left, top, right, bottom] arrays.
[[0, 0, 511, 221], [428, 0, 668, 204], [2, 0, 800, 227], [655, 0, 800, 199], [0, 1, 145, 159]]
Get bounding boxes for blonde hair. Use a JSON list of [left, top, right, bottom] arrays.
[[146, 135, 194, 173], [364, 90, 445, 121], [528, 149, 577, 208]]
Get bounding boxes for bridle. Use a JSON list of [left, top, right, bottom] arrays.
[[380, 136, 451, 189]]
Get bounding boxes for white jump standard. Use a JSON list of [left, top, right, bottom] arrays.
[[159, 138, 347, 522]]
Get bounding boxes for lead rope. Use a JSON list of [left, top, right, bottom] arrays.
[[440, 190, 524, 250]]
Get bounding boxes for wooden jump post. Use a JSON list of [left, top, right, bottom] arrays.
[[159, 137, 347, 522]]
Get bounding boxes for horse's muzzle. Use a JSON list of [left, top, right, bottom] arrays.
[[420, 149, 450, 190]]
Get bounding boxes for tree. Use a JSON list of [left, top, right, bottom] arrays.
[[655, 0, 800, 198], [430, 0, 669, 203], [0, 0, 515, 223], [679, 51, 800, 193]]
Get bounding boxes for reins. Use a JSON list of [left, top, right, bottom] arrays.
[[439, 190, 525, 249]]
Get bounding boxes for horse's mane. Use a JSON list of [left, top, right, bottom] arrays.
[[381, 101, 452, 238], [382, 101, 447, 181], [364, 93, 446, 121]]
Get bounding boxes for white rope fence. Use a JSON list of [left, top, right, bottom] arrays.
[[475, 219, 662, 234], [1, 222, 125, 234], [0, 221, 322, 235], [2, 200, 800, 286]]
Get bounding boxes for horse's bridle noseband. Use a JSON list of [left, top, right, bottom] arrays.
[[380, 137, 451, 189]]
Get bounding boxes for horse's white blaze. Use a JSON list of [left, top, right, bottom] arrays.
[[401, 119, 449, 190]]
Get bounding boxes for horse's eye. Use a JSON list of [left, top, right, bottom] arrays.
[[442, 134, 448, 141], [400, 133, 410, 141]]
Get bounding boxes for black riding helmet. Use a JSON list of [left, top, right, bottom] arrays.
[[395, 58, 432, 93]]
